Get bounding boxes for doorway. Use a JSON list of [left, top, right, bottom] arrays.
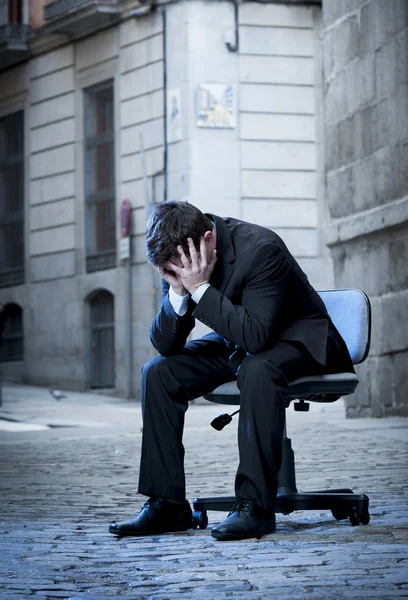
[[89, 290, 114, 388]]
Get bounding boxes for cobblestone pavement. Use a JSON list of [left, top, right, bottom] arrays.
[[0, 384, 407, 599]]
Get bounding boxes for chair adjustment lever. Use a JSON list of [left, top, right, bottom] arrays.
[[211, 409, 240, 431]]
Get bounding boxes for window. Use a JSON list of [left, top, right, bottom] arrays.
[[84, 81, 116, 273], [0, 303, 23, 362], [7, 0, 23, 24], [0, 111, 24, 288]]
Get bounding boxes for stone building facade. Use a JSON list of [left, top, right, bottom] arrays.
[[3, 0, 404, 417], [0, 0, 327, 398], [322, 0, 408, 417]]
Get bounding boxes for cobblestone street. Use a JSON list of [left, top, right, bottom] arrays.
[[0, 384, 407, 599]]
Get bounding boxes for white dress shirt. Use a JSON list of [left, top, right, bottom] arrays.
[[169, 283, 211, 316]]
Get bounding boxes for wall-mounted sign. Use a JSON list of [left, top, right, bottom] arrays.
[[119, 199, 131, 261], [119, 237, 130, 261], [167, 88, 182, 143], [196, 83, 236, 129]]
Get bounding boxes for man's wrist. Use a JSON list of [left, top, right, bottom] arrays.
[[171, 286, 188, 297], [191, 282, 211, 304], [168, 285, 190, 316], [189, 281, 209, 295]]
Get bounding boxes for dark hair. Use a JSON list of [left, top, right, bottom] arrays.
[[146, 201, 213, 266]]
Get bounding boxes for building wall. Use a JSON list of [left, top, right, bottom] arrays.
[[165, 0, 329, 343], [0, 14, 165, 394], [30, 0, 45, 28], [117, 14, 165, 391], [1, 0, 333, 396], [166, 0, 330, 290], [322, 0, 408, 417], [238, 2, 332, 288]]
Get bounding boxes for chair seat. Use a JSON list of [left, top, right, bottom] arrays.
[[203, 372, 359, 406], [285, 372, 359, 401]]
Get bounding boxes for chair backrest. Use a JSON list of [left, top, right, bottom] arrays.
[[318, 289, 371, 365]]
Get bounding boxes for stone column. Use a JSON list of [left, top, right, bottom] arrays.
[[322, 0, 408, 416]]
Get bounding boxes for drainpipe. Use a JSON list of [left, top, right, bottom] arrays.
[[226, 0, 239, 53], [162, 6, 168, 203]]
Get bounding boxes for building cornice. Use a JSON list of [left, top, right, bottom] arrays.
[[326, 196, 408, 247], [3, 0, 322, 66], [29, 32, 72, 56]]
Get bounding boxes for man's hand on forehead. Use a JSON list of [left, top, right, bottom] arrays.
[[168, 237, 217, 295], [157, 264, 187, 296]]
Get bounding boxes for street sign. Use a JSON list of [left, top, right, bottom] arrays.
[[119, 236, 130, 260]]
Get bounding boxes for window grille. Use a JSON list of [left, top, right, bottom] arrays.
[[0, 111, 24, 288], [7, 0, 23, 24], [89, 290, 114, 388], [83, 81, 116, 273], [0, 303, 23, 362]]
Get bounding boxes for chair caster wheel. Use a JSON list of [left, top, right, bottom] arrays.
[[347, 507, 370, 526], [192, 510, 208, 530], [331, 507, 348, 521], [348, 509, 360, 526], [358, 510, 370, 525]]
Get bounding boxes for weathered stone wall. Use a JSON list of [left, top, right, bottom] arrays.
[[322, 0, 408, 416]]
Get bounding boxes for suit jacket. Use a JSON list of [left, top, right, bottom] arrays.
[[150, 214, 354, 372]]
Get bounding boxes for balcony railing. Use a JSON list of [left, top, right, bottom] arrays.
[[43, 0, 120, 39], [0, 267, 24, 288], [0, 20, 30, 42], [0, 0, 30, 70], [86, 251, 117, 273]]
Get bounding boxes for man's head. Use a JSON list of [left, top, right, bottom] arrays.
[[146, 201, 216, 268]]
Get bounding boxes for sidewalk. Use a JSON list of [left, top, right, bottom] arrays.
[[0, 383, 407, 599]]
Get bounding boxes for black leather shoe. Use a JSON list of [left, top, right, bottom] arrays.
[[109, 497, 192, 536], [211, 497, 276, 541]]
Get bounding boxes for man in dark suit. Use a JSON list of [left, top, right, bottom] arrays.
[[109, 201, 354, 540]]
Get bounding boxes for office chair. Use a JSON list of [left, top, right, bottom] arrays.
[[192, 289, 371, 530]]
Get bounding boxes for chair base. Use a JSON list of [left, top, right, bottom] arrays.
[[192, 436, 370, 530]]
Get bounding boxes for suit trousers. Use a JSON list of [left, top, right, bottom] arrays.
[[138, 331, 348, 510]]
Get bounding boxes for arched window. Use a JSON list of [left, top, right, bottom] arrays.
[[0, 303, 23, 362], [88, 290, 114, 388]]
